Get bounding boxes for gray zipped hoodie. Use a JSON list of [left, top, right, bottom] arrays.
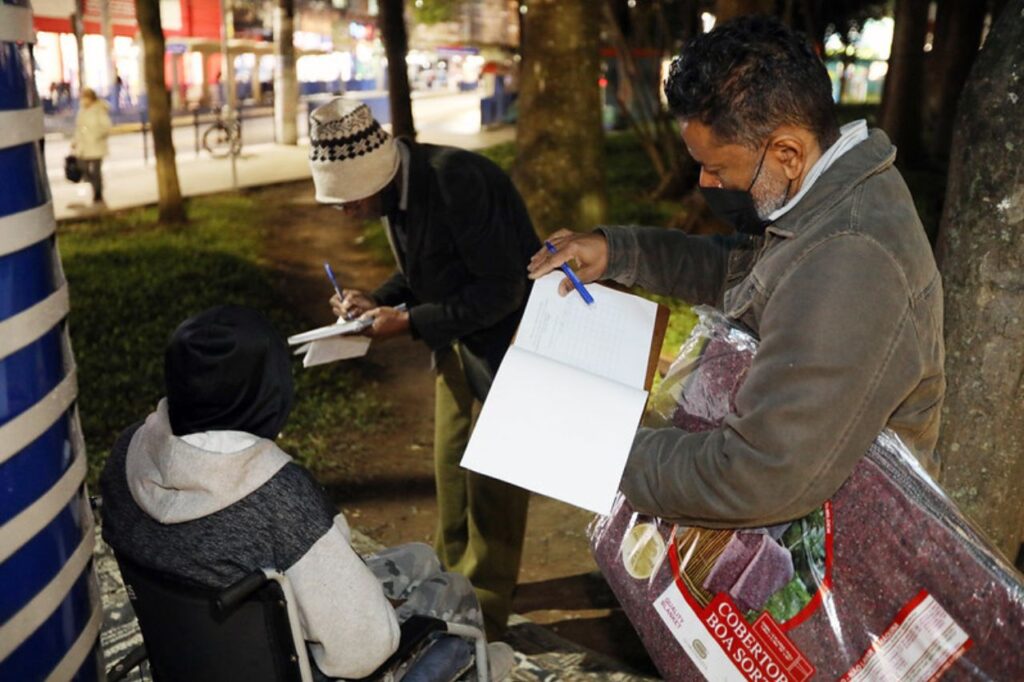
[[100, 400, 401, 680]]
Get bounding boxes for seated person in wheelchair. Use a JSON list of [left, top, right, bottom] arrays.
[[100, 305, 511, 680]]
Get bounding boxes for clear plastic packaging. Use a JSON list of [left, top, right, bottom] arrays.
[[589, 306, 1024, 681]]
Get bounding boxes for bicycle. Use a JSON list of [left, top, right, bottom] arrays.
[[202, 106, 242, 158]]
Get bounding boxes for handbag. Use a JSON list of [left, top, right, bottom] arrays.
[[64, 154, 83, 183]]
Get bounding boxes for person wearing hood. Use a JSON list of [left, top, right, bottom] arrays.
[[71, 87, 112, 206], [99, 305, 510, 680], [528, 16, 944, 529]]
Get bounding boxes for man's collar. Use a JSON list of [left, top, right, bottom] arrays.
[[767, 127, 895, 239], [767, 120, 869, 224]]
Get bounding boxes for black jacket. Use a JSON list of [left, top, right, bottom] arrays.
[[371, 141, 540, 399]]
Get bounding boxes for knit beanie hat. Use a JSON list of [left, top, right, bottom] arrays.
[[309, 98, 400, 203], [165, 305, 294, 439]]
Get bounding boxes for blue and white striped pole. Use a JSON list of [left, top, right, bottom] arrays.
[[0, 1, 104, 680]]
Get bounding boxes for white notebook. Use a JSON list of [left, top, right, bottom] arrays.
[[287, 317, 373, 346], [461, 272, 664, 516], [293, 335, 372, 367], [288, 304, 408, 368]]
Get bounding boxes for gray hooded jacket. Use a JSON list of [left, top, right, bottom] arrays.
[[100, 401, 401, 679], [604, 129, 944, 528]]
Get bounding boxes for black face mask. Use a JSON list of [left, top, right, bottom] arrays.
[[699, 144, 772, 236]]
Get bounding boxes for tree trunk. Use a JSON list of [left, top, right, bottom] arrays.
[[798, 0, 827, 52], [218, 2, 236, 110], [135, 0, 186, 224], [990, 0, 1011, 25], [517, 1, 526, 58], [935, 1, 1024, 563], [512, 0, 606, 236], [714, 0, 775, 23], [100, 0, 116, 96], [675, 0, 700, 38], [73, 0, 85, 94], [837, 57, 850, 103], [879, 0, 930, 166], [921, 0, 986, 165], [603, 0, 696, 201], [379, 0, 416, 139], [274, 0, 298, 145]]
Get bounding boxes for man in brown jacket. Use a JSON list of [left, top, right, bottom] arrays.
[[528, 15, 944, 528]]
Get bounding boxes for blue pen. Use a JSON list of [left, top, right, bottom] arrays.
[[324, 262, 343, 299], [325, 262, 357, 321], [544, 241, 595, 305]]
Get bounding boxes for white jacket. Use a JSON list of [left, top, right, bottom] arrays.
[[73, 100, 112, 159]]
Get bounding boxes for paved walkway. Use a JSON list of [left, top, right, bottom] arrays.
[[95, 525, 655, 681], [52, 126, 516, 222]]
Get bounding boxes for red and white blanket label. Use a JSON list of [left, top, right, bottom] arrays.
[[655, 583, 746, 681], [841, 591, 971, 682], [655, 585, 815, 682]]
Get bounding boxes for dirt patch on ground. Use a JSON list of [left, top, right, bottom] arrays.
[[258, 182, 656, 674]]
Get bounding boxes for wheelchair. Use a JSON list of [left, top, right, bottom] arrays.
[[106, 554, 490, 682]]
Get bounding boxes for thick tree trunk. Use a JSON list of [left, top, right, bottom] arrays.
[[921, 0, 986, 165], [512, 0, 606, 236], [274, 0, 298, 145], [935, 0, 1024, 563], [879, 0, 930, 166], [135, 0, 186, 224], [380, 0, 416, 139]]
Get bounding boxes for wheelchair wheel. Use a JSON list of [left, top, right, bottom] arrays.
[[203, 122, 236, 158]]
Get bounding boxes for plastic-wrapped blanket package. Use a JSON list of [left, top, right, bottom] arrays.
[[589, 307, 1024, 681]]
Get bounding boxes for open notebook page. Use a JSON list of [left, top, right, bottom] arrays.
[[515, 272, 658, 389], [461, 346, 648, 516]]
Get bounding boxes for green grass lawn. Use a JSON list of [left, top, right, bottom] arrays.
[[59, 195, 387, 484], [63, 133, 706, 483]]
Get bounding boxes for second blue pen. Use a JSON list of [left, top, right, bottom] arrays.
[[544, 241, 595, 305]]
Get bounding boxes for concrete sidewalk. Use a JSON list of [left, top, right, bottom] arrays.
[[53, 126, 516, 222]]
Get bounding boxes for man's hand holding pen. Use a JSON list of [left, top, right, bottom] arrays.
[[330, 290, 376, 320], [328, 290, 409, 340], [527, 229, 610, 298]]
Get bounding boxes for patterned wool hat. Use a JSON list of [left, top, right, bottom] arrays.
[[308, 98, 400, 203]]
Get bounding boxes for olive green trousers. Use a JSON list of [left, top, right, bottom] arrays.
[[433, 349, 530, 639]]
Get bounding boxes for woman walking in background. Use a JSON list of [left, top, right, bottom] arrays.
[[72, 87, 111, 206]]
